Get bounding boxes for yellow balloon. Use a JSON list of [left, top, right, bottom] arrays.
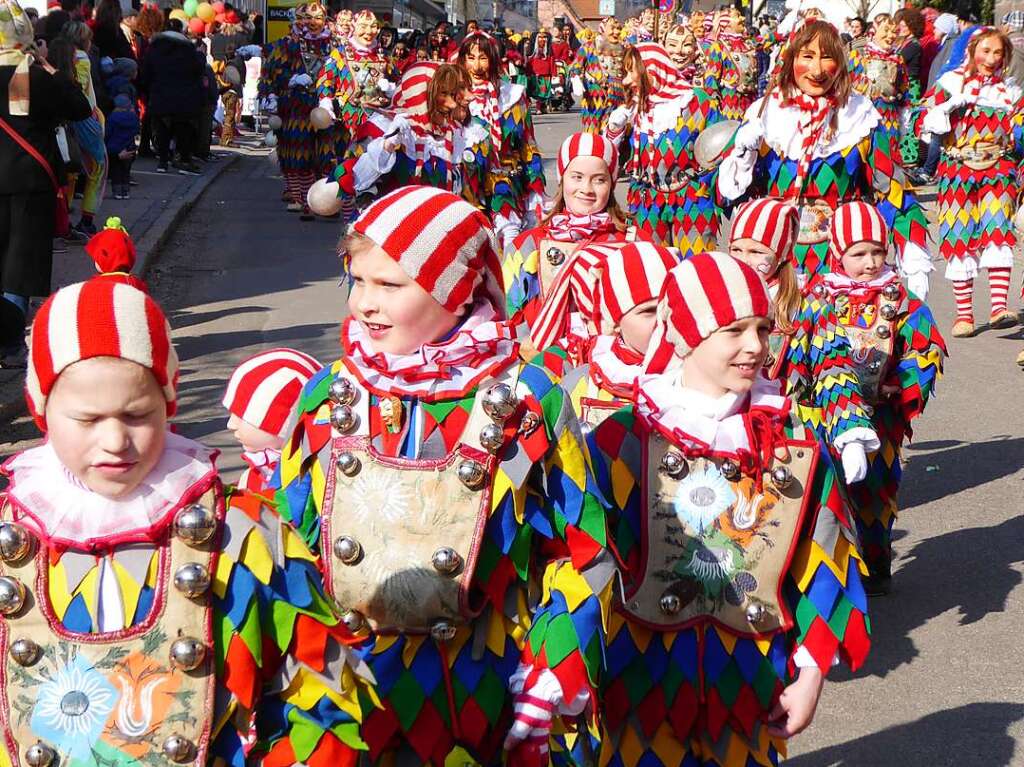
[[196, 2, 216, 22], [169, 8, 189, 22]]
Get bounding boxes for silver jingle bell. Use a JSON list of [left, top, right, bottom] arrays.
[[479, 422, 505, 453], [770, 465, 794, 490], [659, 593, 682, 616], [545, 246, 566, 266], [169, 637, 207, 671], [882, 282, 901, 300], [330, 404, 358, 433], [24, 742, 56, 767], [457, 460, 487, 490], [813, 283, 827, 298], [745, 603, 766, 624], [336, 451, 362, 477], [173, 504, 218, 546], [430, 619, 458, 642], [481, 383, 518, 422], [173, 563, 211, 598], [431, 547, 463, 576], [328, 377, 357, 406], [880, 303, 898, 321], [341, 609, 365, 632], [333, 536, 362, 565], [10, 638, 41, 666], [0, 576, 26, 616], [875, 324, 892, 339], [162, 735, 197, 763], [0, 522, 32, 564], [868, 359, 882, 373], [659, 450, 687, 478], [720, 459, 741, 481]]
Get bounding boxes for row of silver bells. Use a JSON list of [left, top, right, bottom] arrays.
[[23, 735, 197, 766], [658, 591, 767, 624], [340, 609, 459, 643], [329, 376, 359, 434], [333, 535, 463, 576], [814, 281, 901, 302], [659, 451, 795, 490]]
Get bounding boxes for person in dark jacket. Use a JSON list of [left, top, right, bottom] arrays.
[[0, 0, 90, 365], [139, 20, 204, 173], [105, 93, 139, 199], [92, 0, 134, 60]]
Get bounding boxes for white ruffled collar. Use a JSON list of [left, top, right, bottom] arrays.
[[589, 335, 643, 397], [2, 433, 217, 549], [936, 69, 1022, 111], [821, 266, 901, 299], [634, 373, 788, 455], [750, 91, 880, 161]]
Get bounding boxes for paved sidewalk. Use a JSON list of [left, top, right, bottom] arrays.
[[0, 136, 266, 423]]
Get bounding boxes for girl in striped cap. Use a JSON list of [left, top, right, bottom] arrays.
[[587, 251, 871, 767], [273, 185, 615, 766], [1, 276, 373, 767], [605, 41, 726, 254], [820, 201, 947, 595], [503, 131, 632, 339], [728, 197, 880, 489], [222, 347, 321, 495]]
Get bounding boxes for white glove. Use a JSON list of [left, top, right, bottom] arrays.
[[377, 76, 397, 96], [288, 73, 313, 89], [840, 442, 869, 484], [906, 272, 929, 301], [571, 76, 585, 99], [732, 117, 765, 154], [607, 105, 633, 132], [317, 97, 336, 119], [258, 95, 278, 113]]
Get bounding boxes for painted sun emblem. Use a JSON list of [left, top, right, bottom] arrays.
[[349, 469, 412, 524], [672, 465, 737, 533], [31, 654, 118, 759]]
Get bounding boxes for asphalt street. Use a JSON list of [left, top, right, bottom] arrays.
[[3, 111, 1023, 766]]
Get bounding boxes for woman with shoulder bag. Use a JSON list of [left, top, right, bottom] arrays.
[[0, 0, 90, 366]]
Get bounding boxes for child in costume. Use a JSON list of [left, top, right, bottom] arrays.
[[604, 42, 724, 253], [273, 186, 614, 766], [458, 32, 546, 252], [83, 216, 147, 291], [820, 202, 946, 594], [588, 251, 871, 767], [718, 19, 932, 292], [727, 198, 879, 486], [503, 132, 629, 339], [913, 27, 1024, 339], [0, 276, 372, 767], [223, 348, 322, 496]]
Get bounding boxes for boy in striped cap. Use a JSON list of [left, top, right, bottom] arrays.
[[3, 276, 372, 767], [273, 185, 614, 766], [223, 347, 322, 495], [586, 250, 871, 767], [818, 201, 947, 595]]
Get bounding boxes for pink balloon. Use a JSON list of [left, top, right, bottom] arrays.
[[188, 16, 205, 34], [212, 1, 225, 12], [215, 12, 226, 22]]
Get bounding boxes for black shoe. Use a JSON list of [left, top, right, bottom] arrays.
[[863, 573, 892, 597], [73, 220, 97, 236], [63, 227, 89, 245], [175, 161, 201, 175], [156, 163, 169, 173]]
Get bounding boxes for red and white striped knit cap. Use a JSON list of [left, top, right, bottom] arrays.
[[394, 62, 438, 118], [829, 201, 889, 271], [222, 348, 322, 439], [588, 242, 680, 335], [643, 251, 773, 373], [25, 278, 178, 430], [352, 185, 506, 316], [557, 132, 619, 182], [730, 198, 799, 259]]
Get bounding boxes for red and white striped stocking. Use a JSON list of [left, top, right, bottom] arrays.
[[952, 279, 974, 322], [988, 267, 1012, 316]]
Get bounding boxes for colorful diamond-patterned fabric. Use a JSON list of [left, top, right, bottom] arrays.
[[620, 88, 725, 253], [848, 46, 910, 155], [274, 355, 614, 765], [316, 46, 399, 136], [586, 406, 870, 766], [828, 284, 947, 578], [701, 40, 758, 121], [567, 41, 626, 133]]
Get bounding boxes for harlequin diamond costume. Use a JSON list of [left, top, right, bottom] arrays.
[[731, 199, 880, 483], [330, 63, 487, 210], [567, 22, 627, 133], [503, 133, 629, 337], [913, 64, 1024, 335], [588, 252, 871, 766], [718, 25, 932, 291], [0, 277, 371, 767], [273, 187, 614, 766], [604, 43, 725, 254], [701, 20, 760, 120], [223, 348, 322, 496], [848, 39, 910, 153], [818, 203, 946, 592], [259, 2, 335, 217]]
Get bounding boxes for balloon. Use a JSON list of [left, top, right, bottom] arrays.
[[307, 178, 343, 216], [264, 131, 278, 147], [212, 1, 225, 12], [309, 107, 333, 131], [215, 12, 226, 23], [169, 8, 188, 22], [224, 65, 241, 85], [267, 114, 282, 130], [188, 17, 205, 34], [182, 0, 197, 16], [196, 2, 215, 22]]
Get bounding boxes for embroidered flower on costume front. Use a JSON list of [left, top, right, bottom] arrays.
[[349, 469, 412, 525], [31, 653, 118, 759], [672, 465, 737, 533]]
